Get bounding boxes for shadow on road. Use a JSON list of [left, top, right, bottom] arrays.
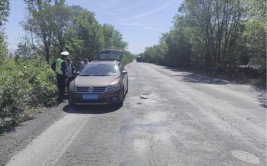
[[182, 73, 228, 85], [160, 66, 266, 108], [160, 66, 228, 85], [63, 104, 121, 114], [253, 86, 267, 108]]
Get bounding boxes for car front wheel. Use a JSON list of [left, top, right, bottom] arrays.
[[68, 97, 76, 105], [116, 87, 124, 106]]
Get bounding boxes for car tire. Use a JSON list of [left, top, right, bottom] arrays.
[[126, 80, 128, 94], [68, 97, 75, 105], [68, 101, 75, 106], [116, 88, 124, 106]]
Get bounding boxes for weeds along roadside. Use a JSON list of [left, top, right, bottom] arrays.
[[0, 56, 57, 134]]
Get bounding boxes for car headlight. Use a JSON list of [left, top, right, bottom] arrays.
[[69, 81, 76, 92], [107, 84, 120, 92]]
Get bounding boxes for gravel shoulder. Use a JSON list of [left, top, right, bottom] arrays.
[[0, 101, 67, 166]]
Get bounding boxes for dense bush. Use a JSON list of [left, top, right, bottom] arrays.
[[0, 56, 57, 130]]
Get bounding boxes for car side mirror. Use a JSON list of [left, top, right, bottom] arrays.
[[122, 70, 127, 75]]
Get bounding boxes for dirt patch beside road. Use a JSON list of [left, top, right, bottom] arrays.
[[0, 101, 67, 166]]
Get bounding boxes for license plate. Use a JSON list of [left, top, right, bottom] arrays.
[[83, 94, 98, 100]]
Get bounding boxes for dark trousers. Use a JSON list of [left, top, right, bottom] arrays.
[[57, 74, 66, 101], [67, 77, 75, 91]]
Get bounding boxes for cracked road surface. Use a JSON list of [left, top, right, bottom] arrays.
[[5, 62, 266, 166]]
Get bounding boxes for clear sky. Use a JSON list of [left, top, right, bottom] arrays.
[[4, 0, 183, 54]]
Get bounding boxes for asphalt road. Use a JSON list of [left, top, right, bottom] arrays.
[[4, 61, 267, 166]]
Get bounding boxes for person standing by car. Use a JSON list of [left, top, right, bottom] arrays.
[[51, 51, 69, 103], [66, 57, 75, 91], [84, 58, 89, 66], [77, 57, 84, 73]]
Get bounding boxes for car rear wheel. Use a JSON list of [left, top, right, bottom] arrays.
[[126, 80, 128, 94]]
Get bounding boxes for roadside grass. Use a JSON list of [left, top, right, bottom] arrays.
[[0, 57, 58, 135], [0, 107, 40, 134]]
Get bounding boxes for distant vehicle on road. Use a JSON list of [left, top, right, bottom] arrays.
[[136, 56, 142, 62]]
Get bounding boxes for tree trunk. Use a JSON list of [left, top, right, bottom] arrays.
[[45, 44, 50, 63]]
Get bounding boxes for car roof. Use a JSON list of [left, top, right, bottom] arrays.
[[97, 49, 123, 53], [90, 60, 120, 65]]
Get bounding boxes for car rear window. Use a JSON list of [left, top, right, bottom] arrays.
[[97, 50, 122, 62]]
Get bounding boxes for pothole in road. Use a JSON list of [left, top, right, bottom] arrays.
[[139, 89, 154, 100], [231, 150, 260, 165], [142, 89, 152, 96], [140, 95, 149, 99]]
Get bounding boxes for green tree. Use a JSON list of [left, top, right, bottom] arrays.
[[23, 0, 69, 63], [179, 0, 248, 68], [241, 0, 266, 71], [0, 0, 10, 26], [101, 24, 127, 50], [0, 32, 8, 62], [0, 0, 9, 61], [50, 1, 72, 53], [66, 7, 104, 60], [22, 1, 130, 63], [14, 36, 36, 58]]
